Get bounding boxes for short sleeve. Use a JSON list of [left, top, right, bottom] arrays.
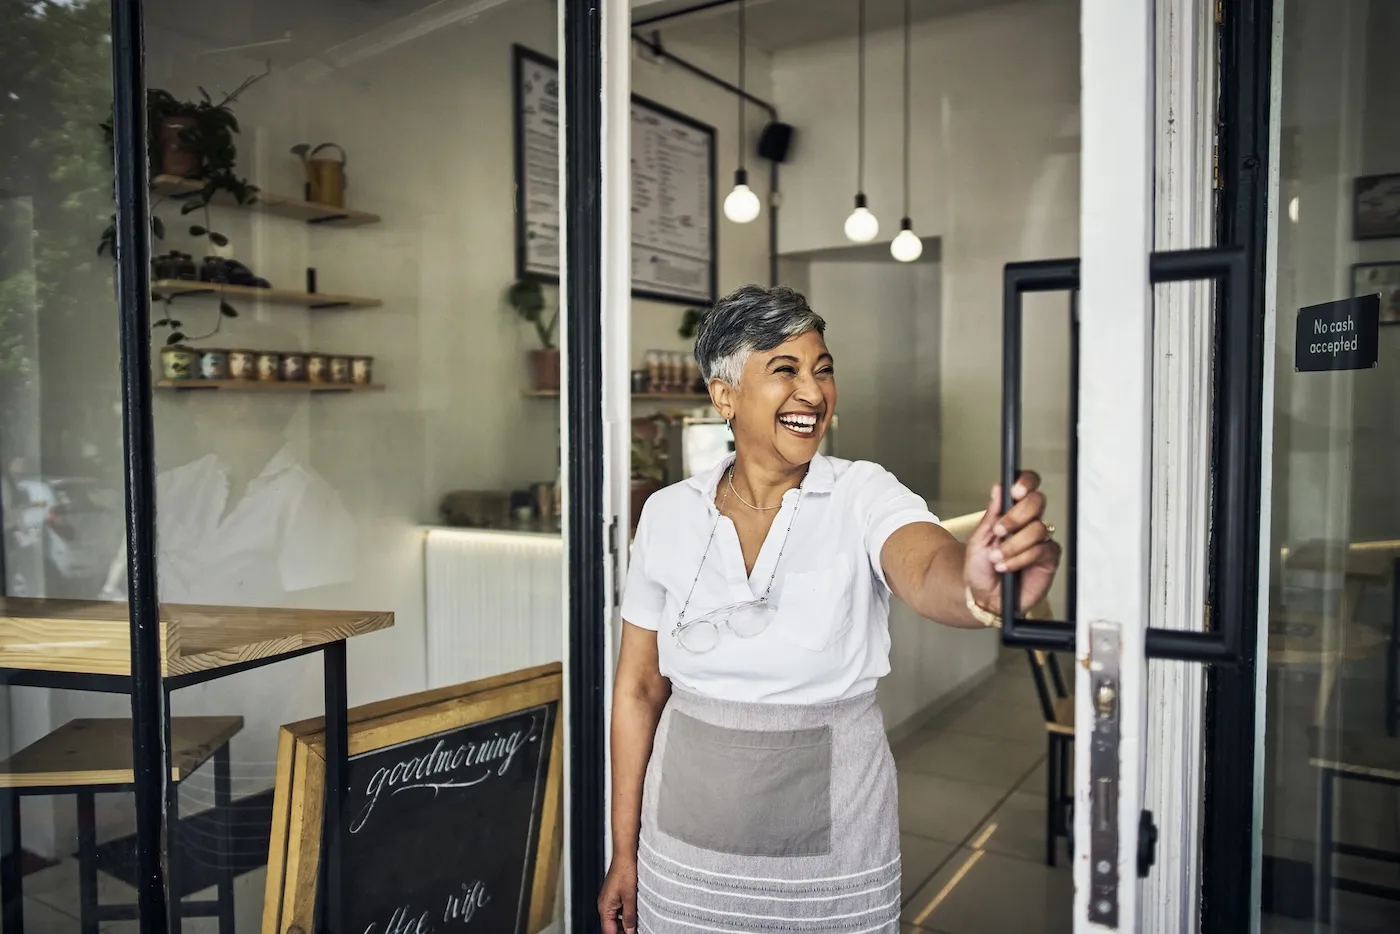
[[620, 500, 666, 631], [853, 466, 940, 586]]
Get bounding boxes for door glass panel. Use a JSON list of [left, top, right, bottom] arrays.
[[1261, 1, 1400, 931]]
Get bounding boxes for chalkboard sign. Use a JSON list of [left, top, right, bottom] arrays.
[[264, 665, 564, 934], [346, 704, 555, 933]]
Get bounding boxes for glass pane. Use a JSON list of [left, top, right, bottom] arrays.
[[1, 0, 139, 929], [1260, 1, 1400, 931], [621, 4, 1077, 934], [135, 0, 568, 930]]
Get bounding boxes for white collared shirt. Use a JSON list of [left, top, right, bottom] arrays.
[[621, 453, 940, 704]]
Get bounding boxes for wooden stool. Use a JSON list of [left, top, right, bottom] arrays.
[[1310, 729, 1400, 923], [0, 716, 242, 934]]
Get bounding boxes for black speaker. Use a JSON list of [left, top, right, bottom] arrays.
[[757, 122, 795, 163]]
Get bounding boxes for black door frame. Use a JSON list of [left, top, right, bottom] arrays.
[[1202, 0, 1274, 930], [104, 0, 609, 929]]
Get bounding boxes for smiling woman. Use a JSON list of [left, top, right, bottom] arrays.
[[598, 284, 1063, 934]]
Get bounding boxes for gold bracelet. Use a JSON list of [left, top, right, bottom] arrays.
[[965, 587, 1003, 629]]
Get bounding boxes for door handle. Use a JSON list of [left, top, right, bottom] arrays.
[[999, 246, 1249, 666]]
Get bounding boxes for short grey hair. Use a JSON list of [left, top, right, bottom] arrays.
[[694, 285, 826, 386]]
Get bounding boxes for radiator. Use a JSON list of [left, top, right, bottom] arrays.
[[424, 528, 564, 687]]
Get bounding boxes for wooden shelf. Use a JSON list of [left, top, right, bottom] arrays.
[[524, 390, 710, 402], [0, 716, 243, 787], [151, 175, 381, 227], [0, 598, 394, 678], [152, 280, 381, 310], [156, 380, 384, 393]]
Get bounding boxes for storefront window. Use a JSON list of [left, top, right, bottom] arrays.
[[4, 0, 572, 930], [1260, 1, 1400, 931]]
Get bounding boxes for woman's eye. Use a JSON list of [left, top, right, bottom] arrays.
[[775, 365, 797, 375]]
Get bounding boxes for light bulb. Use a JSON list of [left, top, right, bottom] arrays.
[[891, 218, 923, 262], [844, 193, 879, 242], [723, 169, 761, 224]]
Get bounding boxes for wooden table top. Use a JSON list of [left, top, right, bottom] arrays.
[[1281, 539, 1400, 580], [0, 598, 394, 679]]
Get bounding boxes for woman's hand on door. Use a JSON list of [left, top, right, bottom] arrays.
[[964, 470, 1061, 615]]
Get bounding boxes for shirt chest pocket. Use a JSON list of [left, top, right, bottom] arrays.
[[771, 558, 856, 651]]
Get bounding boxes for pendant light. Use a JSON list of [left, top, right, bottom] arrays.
[[891, 0, 923, 262], [723, 0, 761, 224], [843, 0, 879, 242]]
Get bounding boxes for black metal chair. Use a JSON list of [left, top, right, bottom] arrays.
[[0, 716, 241, 934], [1026, 649, 1073, 866], [1310, 728, 1400, 923]]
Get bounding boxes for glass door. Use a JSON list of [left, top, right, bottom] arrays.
[[1255, 0, 1400, 931]]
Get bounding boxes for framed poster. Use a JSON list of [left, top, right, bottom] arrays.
[[1353, 174, 1400, 240], [1351, 260, 1400, 324], [513, 45, 718, 305], [262, 664, 563, 934]]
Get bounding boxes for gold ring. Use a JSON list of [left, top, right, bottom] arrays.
[[1044, 523, 1056, 541]]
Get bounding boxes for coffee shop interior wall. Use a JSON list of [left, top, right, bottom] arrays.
[[2, 0, 777, 861]]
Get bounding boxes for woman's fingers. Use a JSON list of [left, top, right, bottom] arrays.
[[993, 490, 1046, 538], [599, 887, 621, 934], [991, 520, 1051, 571], [1010, 470, 1041, 500], [1001, 539, 1061, 574], [622, 888, 638, 934]]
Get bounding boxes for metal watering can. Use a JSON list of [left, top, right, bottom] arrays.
[[291, 142, 347, 207]]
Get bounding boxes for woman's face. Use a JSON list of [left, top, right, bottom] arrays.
[[719, 329, 836, 469]]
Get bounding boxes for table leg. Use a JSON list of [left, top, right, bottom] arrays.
[[215, 744, 235, 934], [1388, 558, 1399, 738], [1, 789, 23, 934], [166, 688, 183, 934], [77, 791, 98, 934], [322, 641, 348, 934]]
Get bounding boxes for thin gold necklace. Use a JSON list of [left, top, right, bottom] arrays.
[[727, 465, 800, 512]]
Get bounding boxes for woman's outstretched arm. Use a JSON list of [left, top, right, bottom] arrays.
[[882, 471, 1060, 626]]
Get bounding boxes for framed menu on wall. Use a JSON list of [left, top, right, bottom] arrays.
[[513, 45, 718, 305]]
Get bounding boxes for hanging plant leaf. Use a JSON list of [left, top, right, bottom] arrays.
[[151, 216, 165, 239], [208, 231, 229, 247], [181, 200, 203, 215], [219, 301, 238, 318], [165, 332, 187, 346], [188, 224, 207, 236]]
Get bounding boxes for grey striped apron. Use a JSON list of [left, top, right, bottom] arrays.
[[637, 688, 901, 933]]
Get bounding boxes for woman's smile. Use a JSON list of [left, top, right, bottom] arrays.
[[777, 410, 821, 437]]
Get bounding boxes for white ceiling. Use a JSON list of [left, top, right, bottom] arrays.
[[634, 0, 1031, 53]]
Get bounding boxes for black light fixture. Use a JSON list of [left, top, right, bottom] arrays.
[[891, 0, 923, 261], [722, 0, 761, 223], [844, 0, 879, 242]]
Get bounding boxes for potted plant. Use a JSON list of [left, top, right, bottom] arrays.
[[506, 278, 560, 391], [97, 70, 266, 357]]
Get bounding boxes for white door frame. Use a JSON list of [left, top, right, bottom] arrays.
[[1076, 0, 1155, 929]]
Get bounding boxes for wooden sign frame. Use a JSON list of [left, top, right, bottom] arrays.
[[261, 664, 564, 934]]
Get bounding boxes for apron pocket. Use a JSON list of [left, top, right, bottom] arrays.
[[657, 712, 831, 857]]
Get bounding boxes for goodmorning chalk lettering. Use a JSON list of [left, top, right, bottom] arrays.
[[350, 723, 535, 834]]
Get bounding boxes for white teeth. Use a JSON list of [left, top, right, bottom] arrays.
[[778, 413, 818, 434]]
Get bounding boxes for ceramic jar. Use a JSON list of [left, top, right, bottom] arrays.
[[351, 355, 374, 386], [255, 351, 281, 382], [329, 355, 351, 384], [279, 351, 307, 382], [307, 352, 329, 383], [199, 348, 229, 380], [160, 346, 198, 381], [228, 350, 257, 380]]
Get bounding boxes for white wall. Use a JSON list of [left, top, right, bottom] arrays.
[[766, 0, 1079, 713], [771, 0, 1078, 511]]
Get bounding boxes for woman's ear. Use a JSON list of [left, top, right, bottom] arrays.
[[708, 378, 734, 421]]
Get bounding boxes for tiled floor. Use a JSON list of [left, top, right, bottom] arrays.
[[896, 656, 1073, 934]]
